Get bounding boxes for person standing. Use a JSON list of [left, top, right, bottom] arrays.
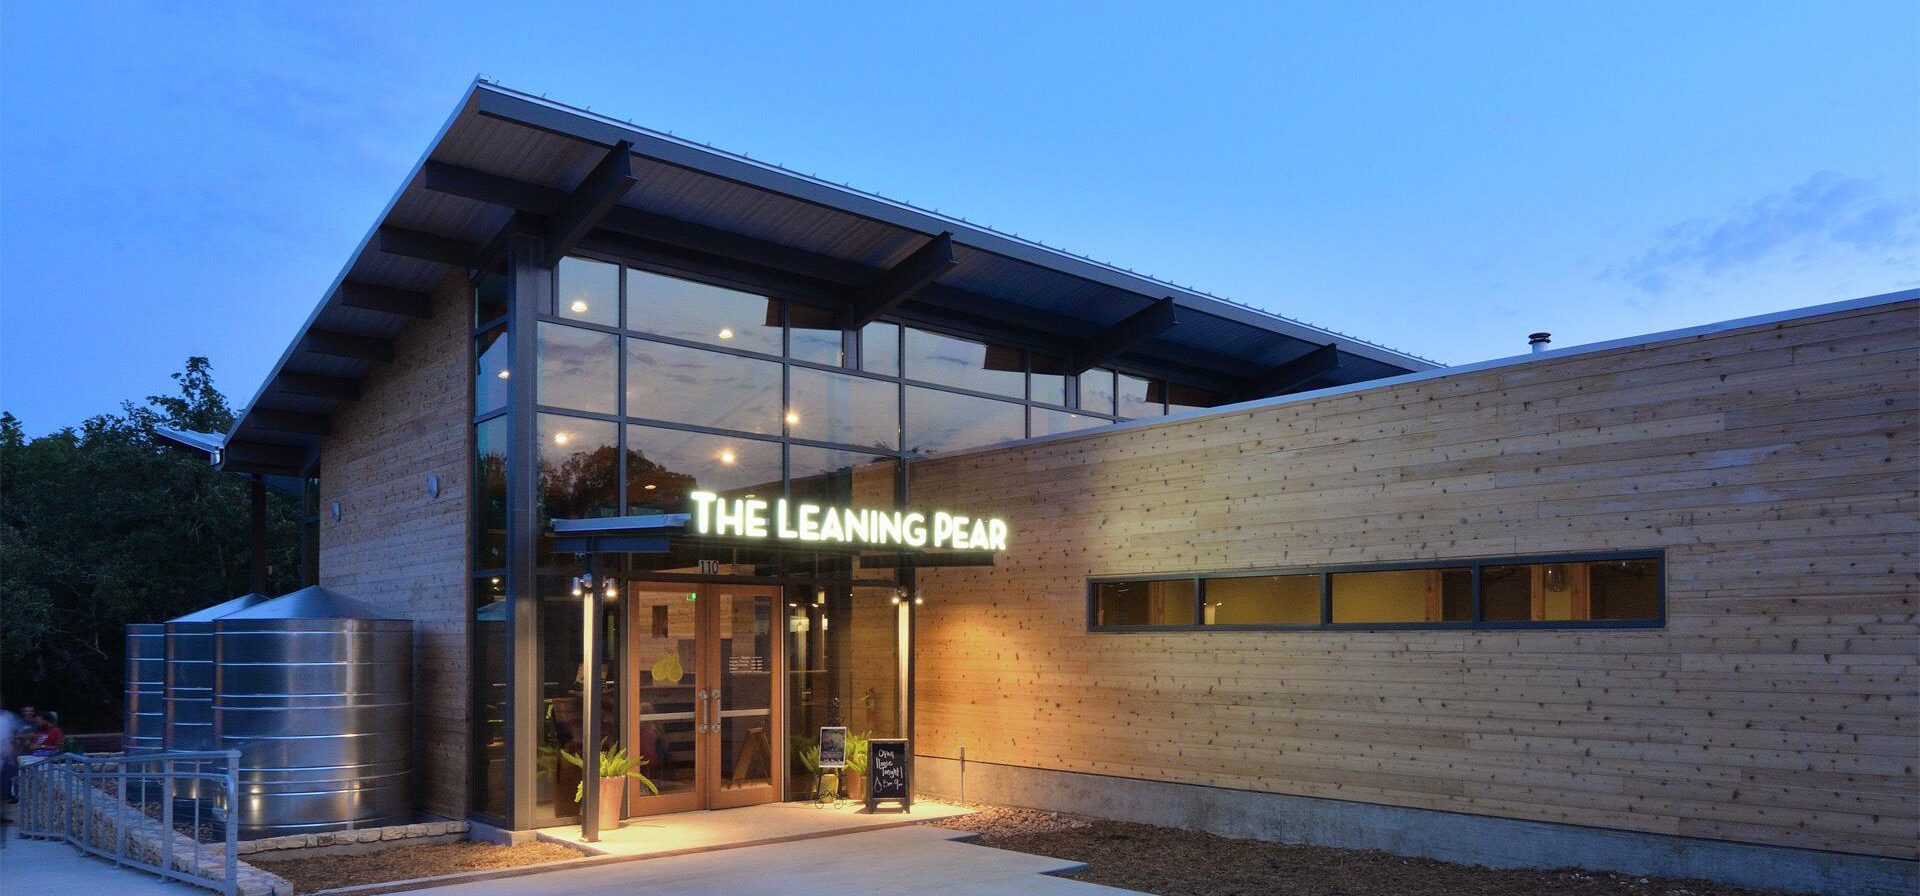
[[0, 701, 24, 803]]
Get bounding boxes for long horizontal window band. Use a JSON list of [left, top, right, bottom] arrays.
[[1090, 551, 1664, 632]]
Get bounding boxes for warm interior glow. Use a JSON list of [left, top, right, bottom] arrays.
[[719, 448, 737, 464], [717, 327, 735, 339], [497, 369, 510, 379], [570, 299, 589, 314], [643, 483, 657, 490], [784, 410, 800, 425], [553, 432, 572, 445]]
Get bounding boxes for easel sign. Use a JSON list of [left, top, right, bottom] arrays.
[[865, 738, 912, 812], [818, 727, 848, 769]]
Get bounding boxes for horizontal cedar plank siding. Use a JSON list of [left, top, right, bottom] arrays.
[[317, 274, 471, 820], [908, 300, 1918, 859]]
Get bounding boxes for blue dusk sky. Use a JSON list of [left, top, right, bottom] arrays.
[[2, 2, 1915, 434]]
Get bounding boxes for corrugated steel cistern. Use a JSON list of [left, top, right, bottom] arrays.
[[213, 586, 414, 837]]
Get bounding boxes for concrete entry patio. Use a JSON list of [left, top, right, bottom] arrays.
[[428, 823, 1143, 896], [538, 800, 975, 857]]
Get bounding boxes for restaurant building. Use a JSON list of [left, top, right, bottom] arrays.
[[206, 81, 1916, 893]]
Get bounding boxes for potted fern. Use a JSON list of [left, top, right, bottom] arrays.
[[561, 744, 659, 831], [842, 731, 871, 801]]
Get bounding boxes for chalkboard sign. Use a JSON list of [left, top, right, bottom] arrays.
[[818, 727, 847, 769], [865, 738, 912, 812]]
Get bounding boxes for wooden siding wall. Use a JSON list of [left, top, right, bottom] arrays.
[[907, 301, 1918, 860], [317, 274, 472, 819]]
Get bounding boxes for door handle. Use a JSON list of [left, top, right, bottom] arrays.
[[695, 689, 708, 730], [709, 691, 723, 733]]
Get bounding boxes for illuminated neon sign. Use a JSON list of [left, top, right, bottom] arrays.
[[688, 491, 1008, 551]]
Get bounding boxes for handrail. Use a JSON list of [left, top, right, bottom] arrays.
[[15, 750, 240, 896]]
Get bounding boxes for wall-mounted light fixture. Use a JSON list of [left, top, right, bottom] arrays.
[[427, 474, 441, 499], [330, 502, 341, 521]]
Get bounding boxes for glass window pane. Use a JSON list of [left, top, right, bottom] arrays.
[[1030, 352, 1069, 405], [1029, 407, 1104, 437], [904, 386, 1024, 454], [625, 423, 781, 514], [904, 328, 1024, 397], [471, 576, 509, 819], [555, 256, 619, 326], [1480, 564, 1535, 621], [1330, 568, 1471, 623], [1094, 579, 1196, 627], [1589, 558, 1661, 621], [538, 414, 620, 522], [789, 302, 844, 366], [626, 338, 783, 434], [537, 322, 618, 414], [1079, 369, 1115, 415], [789, 446, 898, 510], [535, 572, 623, 819], [1481, 559, 1661, 622], [1204, 575, 1321, 625], [474, 417, 508, 570], [789, 368, 899, 451], [628, 585, 701, 801], [1166, 382, 1227, 415], [860, 321, 900, 376], [1117, 373, 1163, 418], [475, 327, 509, 415], [626, 268, 781, 354], [474, 264, 508, 327]]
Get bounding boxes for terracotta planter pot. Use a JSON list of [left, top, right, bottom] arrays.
[[595, 776, 625, 831], [845, 770, 867, 801]]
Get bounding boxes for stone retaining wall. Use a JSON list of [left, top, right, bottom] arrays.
[[238, 820, 471, 859]]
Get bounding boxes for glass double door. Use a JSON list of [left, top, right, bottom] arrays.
[[621, 583, 782, 814]]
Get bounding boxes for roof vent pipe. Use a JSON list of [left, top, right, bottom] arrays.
[[1528, 332, 1552, 354]]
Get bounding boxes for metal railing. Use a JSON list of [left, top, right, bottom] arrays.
[[14, 750, 240, 896]]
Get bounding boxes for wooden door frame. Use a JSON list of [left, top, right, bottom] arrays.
[[619, 580, 784, 817]]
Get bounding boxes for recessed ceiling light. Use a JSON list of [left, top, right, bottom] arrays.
[[784, 411, 800, 425], [497, 369, 510, 379], [719, 449, 737, 464], [643, 484, 657, 491], [553, 432, 572, 445], [570, 300, 589, 314], [717, 327, 735, 339]]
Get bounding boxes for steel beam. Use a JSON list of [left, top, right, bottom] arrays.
[[842, 232, 956, 329], [543, 141, 637, 268], [378, 226, 480, 267], [272, 373, 361, 401], [301, 330, 395, 363], [1072, 298, 1178, 373], [1236, 343, 1341, 400], [337, 281, 433, 319], [248, 410, 331, 437]]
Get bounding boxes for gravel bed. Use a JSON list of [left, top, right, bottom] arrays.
[[932, 810, 1802, 896], [249, 840, 587, 893]]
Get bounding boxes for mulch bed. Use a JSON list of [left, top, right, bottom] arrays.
[[930, 808, 1803, 896], [250, 840, 587, 893]]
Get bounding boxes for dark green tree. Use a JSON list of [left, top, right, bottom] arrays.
[[0, 358, 302, 731]]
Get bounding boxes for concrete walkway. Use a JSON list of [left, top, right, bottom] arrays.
[[427, 824, 1143, 896], [540, 799, 974, 857], [0, 829, 206, 893]]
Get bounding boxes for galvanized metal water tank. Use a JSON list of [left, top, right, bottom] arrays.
[[214, 586, 413, 837], [123, 623, 167, 755], [165, 593, 270, 752]]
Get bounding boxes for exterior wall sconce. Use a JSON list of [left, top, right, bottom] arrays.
[[330, 502, 341, 521], [427, 474, 441, 499]]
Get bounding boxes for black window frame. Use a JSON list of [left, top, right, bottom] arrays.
[[1087, 551, 1666, 632]]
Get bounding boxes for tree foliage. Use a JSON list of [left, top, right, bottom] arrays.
[[1, 358, 302, 730]]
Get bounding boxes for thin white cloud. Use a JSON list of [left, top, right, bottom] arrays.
[[1607, 172, 1920, 296]]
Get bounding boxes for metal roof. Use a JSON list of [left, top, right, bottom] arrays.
[[221, 79, 1438, 475]]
